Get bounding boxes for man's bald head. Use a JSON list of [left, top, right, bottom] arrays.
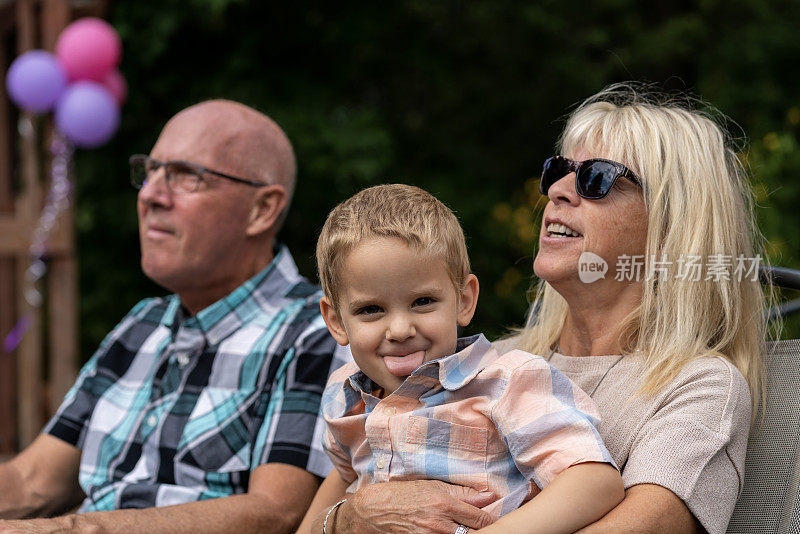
[[163, 99, 296, 223], [139, 100, 299, 312]]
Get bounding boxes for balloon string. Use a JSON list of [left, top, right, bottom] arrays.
[[3, 313, 32, 354], [2, 131, 74, 355]]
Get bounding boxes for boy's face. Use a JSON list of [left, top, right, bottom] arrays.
[[321, 236, 479, 395]]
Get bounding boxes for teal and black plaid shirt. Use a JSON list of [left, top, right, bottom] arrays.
[[44, 246, 347, 511]]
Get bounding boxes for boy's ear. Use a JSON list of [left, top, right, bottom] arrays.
[[320, 296, 350, 346], [457, 274, 479, 327]]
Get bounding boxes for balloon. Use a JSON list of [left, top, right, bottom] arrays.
[[55, 82, 119, 148], [5, 50, 67, 113], [102, 69, 127, 104], [55, 18, 121, 82]]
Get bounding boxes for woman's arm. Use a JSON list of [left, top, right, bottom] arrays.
[[575, 483, 700, 534], [476, 462, 624, 534], [297, 469, 350, 534]]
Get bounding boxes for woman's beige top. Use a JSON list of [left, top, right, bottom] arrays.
[[495, 339, 750, 534]]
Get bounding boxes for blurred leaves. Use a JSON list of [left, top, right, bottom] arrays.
[[73, 0, 800, 358]]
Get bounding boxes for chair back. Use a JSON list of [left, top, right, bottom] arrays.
[[727, 339, 800, 533]]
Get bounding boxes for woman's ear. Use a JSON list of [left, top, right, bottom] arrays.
[[246, 185, 288, 237], [320, 296, 350, 346], [457, 274, 480, 327]]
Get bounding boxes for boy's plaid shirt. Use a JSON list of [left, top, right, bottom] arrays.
[[322, 334, 615, 518], [45, 246, 347, 511]]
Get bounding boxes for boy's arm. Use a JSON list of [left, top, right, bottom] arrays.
[[477, 462, 624, 534], [297, 469, 350, 534]]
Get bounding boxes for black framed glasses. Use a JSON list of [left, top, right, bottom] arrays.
[[129, 154, 268, 194], [540, 156, 642, 200]]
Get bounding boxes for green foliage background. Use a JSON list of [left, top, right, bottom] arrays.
[[75, 0, 800, 359]]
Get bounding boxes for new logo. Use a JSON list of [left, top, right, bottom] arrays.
[[578, 252, 608, 283]]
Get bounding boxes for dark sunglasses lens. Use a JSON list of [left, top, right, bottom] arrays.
[[540, 157, 572, 194], [578, 161, 620, 199]]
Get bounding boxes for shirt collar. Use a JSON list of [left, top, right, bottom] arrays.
[[343, 333, 496, 396], [161, 244, 307, 345], [437, 333, 496, 390], [347, 372, 383, 400]]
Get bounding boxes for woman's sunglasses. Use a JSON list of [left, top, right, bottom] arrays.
[[540, 156, 642, 200]]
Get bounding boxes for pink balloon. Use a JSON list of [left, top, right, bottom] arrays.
[[55, 18, 121, 82], [103, 69, 127, 104]]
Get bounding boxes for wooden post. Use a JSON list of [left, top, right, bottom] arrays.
[[0, 8, 17, 456], [1, 0, 84, 450], [42, 0, 76, 412], [14, 0, 44, 449]]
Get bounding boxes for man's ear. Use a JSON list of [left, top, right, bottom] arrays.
[[320, 296, 350, 346], [246, 185, 288, 237], [457, 274, 479, 327]]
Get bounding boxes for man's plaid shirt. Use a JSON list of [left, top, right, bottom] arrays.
[[44, 246, 346, 511]]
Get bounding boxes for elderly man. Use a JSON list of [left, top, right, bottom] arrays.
[[0, 100, 344, 533]]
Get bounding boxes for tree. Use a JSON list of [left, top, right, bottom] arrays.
[[75, 0, 800, 358]]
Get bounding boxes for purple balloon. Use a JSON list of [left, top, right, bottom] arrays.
[[5, 50, 67, 113], [55, 82, 119, 148]]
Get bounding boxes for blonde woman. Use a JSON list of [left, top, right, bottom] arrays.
[[329, 85, 769, 534]]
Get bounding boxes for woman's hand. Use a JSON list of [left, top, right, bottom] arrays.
[[334, 480, 495, 534]]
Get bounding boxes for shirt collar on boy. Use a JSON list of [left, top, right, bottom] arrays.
[[344, 333, 498, 399]]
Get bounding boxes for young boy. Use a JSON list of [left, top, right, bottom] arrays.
[[298, 184, 623, 533]]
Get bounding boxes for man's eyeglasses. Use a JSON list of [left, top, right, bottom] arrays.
[[129, 154, 268, 194], [540, 156, 642, 200]]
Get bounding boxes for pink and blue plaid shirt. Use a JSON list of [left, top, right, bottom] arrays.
[[322, 334, 614, 518]]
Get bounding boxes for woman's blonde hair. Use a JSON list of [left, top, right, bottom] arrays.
[[515, 83, 777, 418]]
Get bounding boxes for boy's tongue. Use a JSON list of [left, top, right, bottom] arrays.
[[384, 350, 426, 377]]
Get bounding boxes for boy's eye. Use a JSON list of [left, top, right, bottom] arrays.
[[357, 305, 383, 315], [413, 297, 436, 307]]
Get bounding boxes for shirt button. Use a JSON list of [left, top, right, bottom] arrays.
[[147, 415, 157, 427], [376, 455, 386, 469], [176, 353, 190, 367], [383, 406, 396, 416]]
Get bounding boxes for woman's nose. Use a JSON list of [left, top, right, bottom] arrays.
[[547, 172, 580, 205]]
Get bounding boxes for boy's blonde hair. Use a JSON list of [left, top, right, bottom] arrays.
[[516, 83, 776, 421], [317, 184, 471, 308]]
